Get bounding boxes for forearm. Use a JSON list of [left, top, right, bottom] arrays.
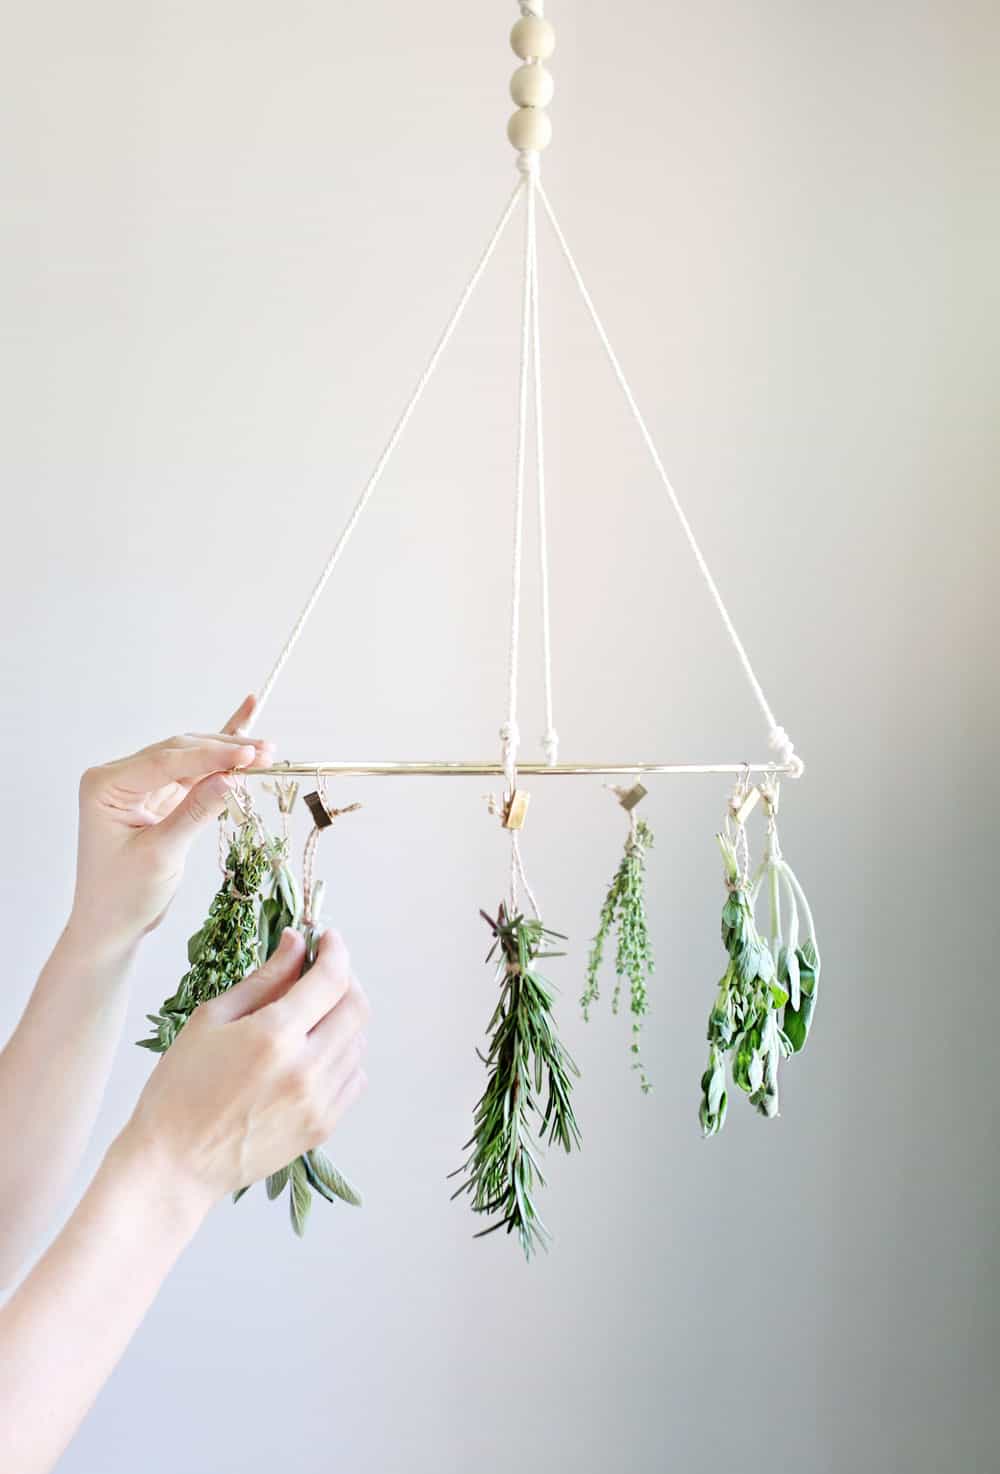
[[0, 1127, 208, 1474], [0, 921, 138, 1282]]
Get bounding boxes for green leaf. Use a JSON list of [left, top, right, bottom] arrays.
[[232, 1185, 251, 1204], [266, 1166, 290, 1200], [289, 1159, 312, 1237], [309, 1149, 368, 1208]]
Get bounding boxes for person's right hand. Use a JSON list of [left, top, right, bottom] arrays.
[[122, 929, 369, 1205]]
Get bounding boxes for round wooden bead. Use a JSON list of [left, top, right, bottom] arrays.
[[507, 106, 552, 152], [510, 63, 554, 108], [510, 16, 556, 61]]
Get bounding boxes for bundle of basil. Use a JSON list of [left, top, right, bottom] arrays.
[[753, 788, 822, 1058], [452, 904, 581, 1259], [138, 819, 360, 1236], [582, 811, 655, 1093]]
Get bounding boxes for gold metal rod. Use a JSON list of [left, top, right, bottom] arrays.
[[245, 760, 797, 778]]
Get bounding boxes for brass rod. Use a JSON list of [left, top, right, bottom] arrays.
[[245, 760, 797, 779]]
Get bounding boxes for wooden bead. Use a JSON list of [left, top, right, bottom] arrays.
[[510, 16, 556, 61], [510, 63, 554, 108], [507, 107, 553, 152]]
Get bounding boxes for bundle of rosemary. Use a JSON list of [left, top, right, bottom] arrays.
[[582, 805, 655, 1092], [452, 904, 581, 1259]]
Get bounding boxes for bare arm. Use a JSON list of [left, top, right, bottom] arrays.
[[0, 929, 369, 1474], [0, 696, 274, 1283]]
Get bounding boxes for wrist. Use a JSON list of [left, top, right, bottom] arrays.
[[60, 911, 143, 972], [109, 1118, 216, 1237]]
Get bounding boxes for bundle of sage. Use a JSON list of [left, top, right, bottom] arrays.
[[752, 783, 822, 1058], [452, 904, 581, 1259], [699, 830, 791, 1133], [582, 789, 655, 1092], [235, 807, 361, 1235]]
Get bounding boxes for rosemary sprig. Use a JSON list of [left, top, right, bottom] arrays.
[[583, 817, 655, 1092], [138, 822, 268, 1053], [699, 832, 790, 1134], [452, 904, 581, 1259]]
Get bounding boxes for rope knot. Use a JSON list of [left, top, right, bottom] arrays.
[[516, 150, 540, 178], [768, 725, 803, 776], [542, 727, 560, 766]]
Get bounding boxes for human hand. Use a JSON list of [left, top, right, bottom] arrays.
[[123, 928, 369, 1206], [69, 695, 275, 956]]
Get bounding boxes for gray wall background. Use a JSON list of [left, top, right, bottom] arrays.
[[1, 1, 996, 1470]]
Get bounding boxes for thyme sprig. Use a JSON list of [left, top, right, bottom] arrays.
[[452, 904, 581, 1259], [583, 817, 655, 1092]]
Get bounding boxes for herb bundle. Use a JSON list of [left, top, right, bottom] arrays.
[[139, 815, 360, 1236], [452, 904, 581, 1259], [699, 831, 791, 1133], [247, 887, 362, 1235], [752, 791, 822, 1059], [138, 821, 268, 1054], [583, 815, 655, 1092]]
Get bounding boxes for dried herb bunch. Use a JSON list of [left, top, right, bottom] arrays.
[[139, 816, 360, 1236], [138, 821, 268, 1054], [699, 831, 791, 1134], [452, 904, 581, 1259], [583, 814, 655, 1092], [753, 787, 822, 1059], [243, 871, 362, 1234]]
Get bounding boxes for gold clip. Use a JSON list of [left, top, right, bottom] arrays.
[[614, 781, 648, 812], [502, 790, 531, 831]]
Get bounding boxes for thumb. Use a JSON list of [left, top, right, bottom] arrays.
[[155, 773, 233, 853], [211, 928, 307, 1023]]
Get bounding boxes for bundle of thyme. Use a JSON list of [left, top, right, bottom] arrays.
[[138, 821, 268, 1054], [452, 904, 581, 1259], [582, 814, 655, 1092], [699, 832, 791, 1134]]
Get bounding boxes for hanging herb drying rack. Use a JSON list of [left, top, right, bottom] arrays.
[[141, 1, 821, 1258]]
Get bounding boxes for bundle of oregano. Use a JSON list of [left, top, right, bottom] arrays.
[[452, 904, 581, 1259], [582, 794, 655, 1092]]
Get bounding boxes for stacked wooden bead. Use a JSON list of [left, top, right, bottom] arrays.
[[508, 13, 555, 154]]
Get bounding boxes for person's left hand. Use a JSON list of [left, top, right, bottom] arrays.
[[68, 695, 275, 956]]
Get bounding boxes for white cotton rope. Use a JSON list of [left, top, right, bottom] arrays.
[[500, 172, 536, 794], [536, 183, 804, 779], [247, 178, 527, 730], [529, 185, 559, 768]]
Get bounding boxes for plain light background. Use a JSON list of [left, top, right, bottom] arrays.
[[2, 1, 996, 1471]]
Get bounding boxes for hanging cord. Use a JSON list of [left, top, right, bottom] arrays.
[[499, 173, 536, 796], [497, 162, 537, 916], [536, 184, 804, 779], [529, 182, 559, 767], [246, 179, 527, 730]]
